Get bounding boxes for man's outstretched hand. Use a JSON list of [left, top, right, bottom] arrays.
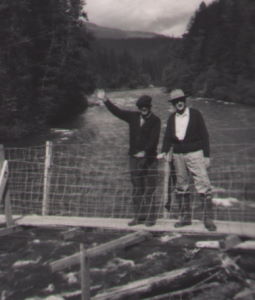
[[157, 152, 166, 160], [96, 89, 107, 102]]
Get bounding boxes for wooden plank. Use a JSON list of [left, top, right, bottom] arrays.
[[3, 215, 255, 239], [50, 231, 152, 272], [0, 226, 21, 237]]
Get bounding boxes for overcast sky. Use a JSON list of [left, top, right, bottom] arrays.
[[85, 0, 215, 37]]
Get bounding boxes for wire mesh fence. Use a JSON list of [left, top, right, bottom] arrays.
[[1, 141, 255, 224]]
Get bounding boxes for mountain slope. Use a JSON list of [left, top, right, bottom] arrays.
[[85, 22, 166, 39], [84, 22, 181, 89]]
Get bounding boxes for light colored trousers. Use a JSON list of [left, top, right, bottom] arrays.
[[173, 150, 211, 195]]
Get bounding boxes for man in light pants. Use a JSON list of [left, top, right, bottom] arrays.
[[158, 89, 216, 231]]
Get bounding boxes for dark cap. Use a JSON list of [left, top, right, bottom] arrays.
[[136, 95, 152, 108]]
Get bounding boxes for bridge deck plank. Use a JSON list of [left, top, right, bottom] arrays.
[[0, 215, 254, 238]]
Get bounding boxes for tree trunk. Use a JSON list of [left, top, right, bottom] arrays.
[[93, 255, 222, 300]]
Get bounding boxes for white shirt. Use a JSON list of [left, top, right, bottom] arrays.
[[140, 116, 145, 127], [175, 108, 190, 141], [140, 112, 151, 127]]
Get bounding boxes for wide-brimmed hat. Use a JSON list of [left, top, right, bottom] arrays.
[[136, 95, 152, 108], [168, 89, 186, 102]]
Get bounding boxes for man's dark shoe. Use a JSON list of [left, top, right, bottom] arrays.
[[204, 220, 217, 231], [174, 220, 192, 228], [128, 219, 144, 226], [145, 220, 156, 227]]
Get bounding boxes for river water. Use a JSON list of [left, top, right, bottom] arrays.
[[7, 87, 255, 147]]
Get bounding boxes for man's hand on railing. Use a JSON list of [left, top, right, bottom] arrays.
[[157, 152, 167, 160], [157, 152, 173, 162], [133, 151, 145, 158]]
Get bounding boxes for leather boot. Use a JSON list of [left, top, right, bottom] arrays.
[[174, 193, 192, 227], [200, 194, 217, 231]]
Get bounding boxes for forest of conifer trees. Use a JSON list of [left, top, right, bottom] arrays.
[[164, 0, 255, 105], [89, 37, 179, 89], [0, 0, 95, 140], [0, 0, 255, 140]]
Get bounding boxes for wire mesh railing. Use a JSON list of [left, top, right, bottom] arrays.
[[1, 141, 255, 223]]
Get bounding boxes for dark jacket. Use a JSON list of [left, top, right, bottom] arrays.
[[162, 108, 210, 157], [104, 99, 161, 158]]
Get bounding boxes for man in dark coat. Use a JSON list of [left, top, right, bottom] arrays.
[[97, 90, 161, 226], [158, 89, 216, 231]]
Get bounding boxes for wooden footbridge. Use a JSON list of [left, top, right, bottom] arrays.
[[0, 142, 255, 238], [1, 215, 255, 238]]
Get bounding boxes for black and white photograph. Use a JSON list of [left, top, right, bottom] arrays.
[[0, 0, 255, 299]]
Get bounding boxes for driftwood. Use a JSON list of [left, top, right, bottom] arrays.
[[196, 234, 242, 250], [144, 282, 220, 300], [220, 235, 242, 250], [196, 235, 255, 252], [50, 231, 152, 272], [92, 255, 222, 300], [234, 286, 255, 300], [92, 252, 249, 300], [0, 225, 21, 237], [233, 241, 255, 251]]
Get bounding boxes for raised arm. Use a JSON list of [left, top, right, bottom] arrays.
[[97, 89, 132, 122]]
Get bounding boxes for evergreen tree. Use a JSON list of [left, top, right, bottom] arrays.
[[172, 0, 255, 105], [0, 0, 95, 139]]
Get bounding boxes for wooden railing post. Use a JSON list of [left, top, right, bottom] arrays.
[[0, 145, 4, 163], [0, 160, 13, 227], [163, 150, 173, 219], [80, 244, 91, 300], [0, 145, 14, 228], [163, 160, 170, 219], [42, 141, 53, 216]]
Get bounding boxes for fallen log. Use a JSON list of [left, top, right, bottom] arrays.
[[144, 282, 219, 300], [196, 239, 255, 252], [50, 231, 152, 272], [219, 235, 242, 250], [92, 255, 222, 300], [234, 286, 255, 300], [0, 225, 21, 237]]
